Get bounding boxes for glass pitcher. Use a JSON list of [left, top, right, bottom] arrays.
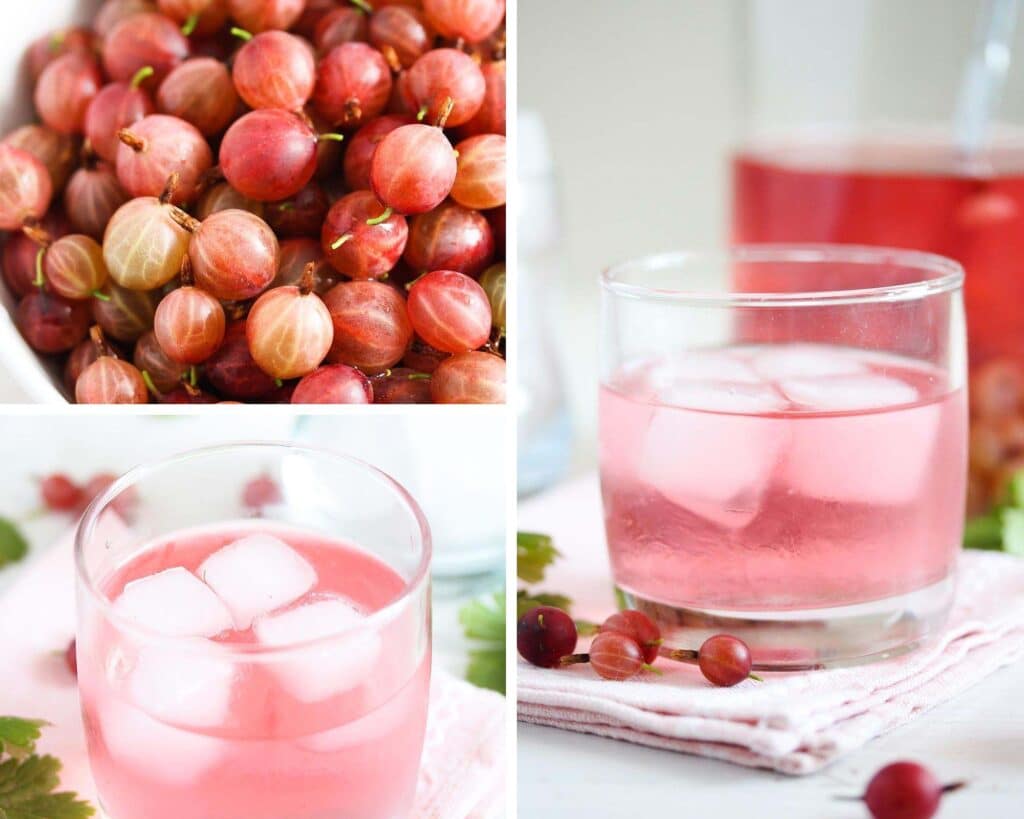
[[732, 0, 1024, 515]]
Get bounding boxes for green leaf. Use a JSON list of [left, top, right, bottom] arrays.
[[516, 590, 572, 620], [517, 531, 560, 583], [0, 519, 28, 570], [458, 590, 504, 642], [459, 590, 505, 695], [0, 720, 46, 760], [1009, 470, 1024, 509], [465, 646, 505, 695], [0, 755, 94, 818], [1003, 508, 1024, 556], [963, 513, 1004, 550]]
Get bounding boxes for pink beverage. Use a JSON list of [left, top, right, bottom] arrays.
[[600, 344, 966, 617], [77, 523, 430, 819]]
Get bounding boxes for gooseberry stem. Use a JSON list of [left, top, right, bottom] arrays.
[[435, 97, 454, 129], [350, 0, 373, 13], [92, 290, 110, 302], [659, 643, 763, 682], [89, 325, 114, 358], [131, 66, 155, 89], [33, 247, 45, 288], [381, 45, 401, 73], [319, 132, 345, 143], [298, 262, 316, 296], [659, 646, 699, 663], [230, 26, 253, 41], [168, 207, 202, 233], [117, 129, 146, 153], [160, 172, 181, 205], [179, 254, 194, 287], [182, 15, 199, 36], [141, 370, 159, 396], [21, 221, 52, 247], [331, 233, 353, 250], [365, 207, 393, 226]]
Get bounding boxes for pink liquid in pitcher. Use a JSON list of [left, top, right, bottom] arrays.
[[600, 344, 966, 612], [78, 524, 430, 819], [732, 137, 1024, 368]]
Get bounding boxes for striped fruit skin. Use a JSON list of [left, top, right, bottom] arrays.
[[423, 0, 506, 44], [589, 632, 644, 681], [191, 209, 279, 301], [406, 269, 491, 354], [323, 281, 413, 372], [403, 202, 494, 279], [451, 134, 506, 211], [370, 124, 457, 215], [44, 235, 109, 300], [246, 286, 333, 380], [321, 191, 408, 281], [431, 351, 505, 404], [76, 357, 148, 404], [153, 286, 226, 364], [0, 145, 52, 231]]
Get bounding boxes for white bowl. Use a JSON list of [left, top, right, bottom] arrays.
[[0, 1, 109, 404]]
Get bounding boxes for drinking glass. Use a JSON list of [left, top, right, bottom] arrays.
[[599, 245, 967, 668], [75, 443, 432, 819]]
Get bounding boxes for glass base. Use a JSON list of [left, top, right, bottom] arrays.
[[617, 576, 955, 671]]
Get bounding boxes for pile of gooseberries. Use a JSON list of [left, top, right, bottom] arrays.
[[2, 0, 506, 404], [516, 605, 763, 687]]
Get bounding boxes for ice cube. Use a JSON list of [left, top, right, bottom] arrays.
[[782, 402, 941, 505], [751, 344, 869, 381], [657, 380, 790, 414], [638, 394, 791, 528], [648, 351, 762, 389], [127, 640, 236, 728], [779, 373, 918, 411], [199, 534, 317, 630], [298, 672, 422, 752], [99, 698, 227, 784], [113, 568, 233, 637], [255, 597, 381, 703]]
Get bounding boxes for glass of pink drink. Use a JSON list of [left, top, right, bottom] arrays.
[[599, 247, 967, 668], [75, 444, 432, 819]]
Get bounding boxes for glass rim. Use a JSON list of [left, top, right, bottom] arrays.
[[74, 441, 432, 658], [601, 244, 965, 307]]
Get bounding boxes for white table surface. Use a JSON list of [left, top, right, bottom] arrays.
[[0, 371, 29, 403], [517, 479, 1024, 819]]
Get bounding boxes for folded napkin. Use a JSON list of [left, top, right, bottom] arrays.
[[518, 474, 1024, 775], [0, 523, 505, 818]]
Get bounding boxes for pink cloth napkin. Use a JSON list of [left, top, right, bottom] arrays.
[[518, 474, 1024, 775], [0, 523, 505, 818]]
